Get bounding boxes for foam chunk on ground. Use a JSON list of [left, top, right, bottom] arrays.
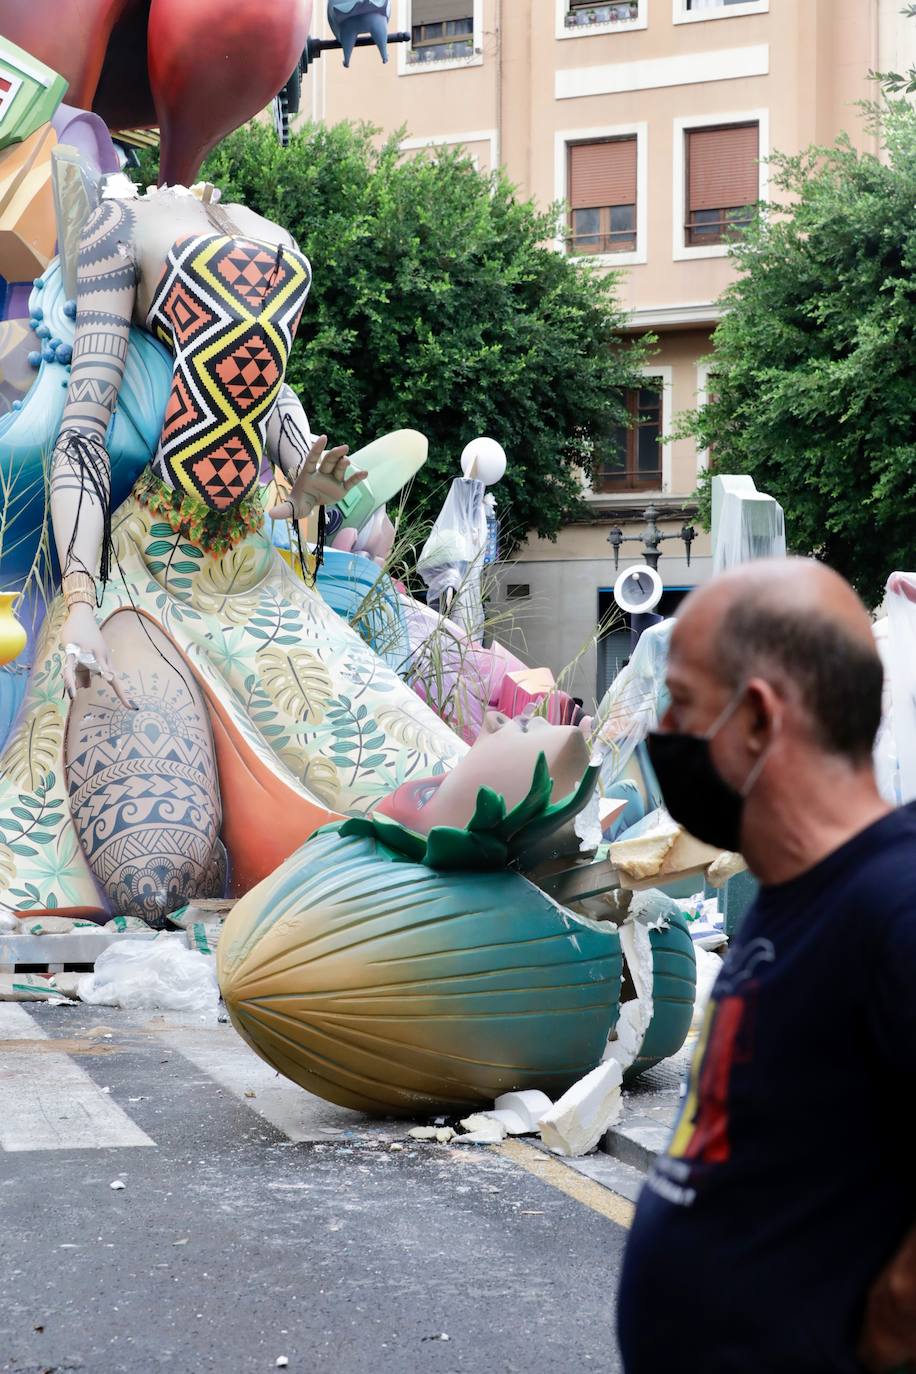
[[537, 1060, 623, 1158], [493, 1090, 553, 1132], [458, 1113, 508, 1144]]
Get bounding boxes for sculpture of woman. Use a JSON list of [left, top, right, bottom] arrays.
[[0, 182, 462, 923]]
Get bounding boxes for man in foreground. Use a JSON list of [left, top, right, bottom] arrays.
[[617, 558, 916, 1373]]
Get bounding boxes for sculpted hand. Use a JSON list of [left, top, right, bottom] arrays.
[[859, 1234, 916, 1373], [61, 603, 137, 710], [268, 435, 366, 521]]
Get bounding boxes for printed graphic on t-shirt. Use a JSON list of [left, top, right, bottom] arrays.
[[648, 938, 775, 1204]]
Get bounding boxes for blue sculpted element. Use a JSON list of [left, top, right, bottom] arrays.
[[327, 0, 392, 66], [0, 256, 172, 614], [316, 549, 410, 670]]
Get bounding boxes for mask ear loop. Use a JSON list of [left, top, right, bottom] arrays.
[[740, 711, 781, 799], [705, 684, 781, 798]]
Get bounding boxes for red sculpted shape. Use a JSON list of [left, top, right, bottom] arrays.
[[146, 0, 312, 185], [0, 0, 314, 185]]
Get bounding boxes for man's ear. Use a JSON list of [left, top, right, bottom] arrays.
[[745, 678, 780, 754]]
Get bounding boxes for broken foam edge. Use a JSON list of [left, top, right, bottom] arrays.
[[537, 1060, 624, 1158]]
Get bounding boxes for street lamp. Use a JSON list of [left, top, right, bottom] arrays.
[[607, 503, 696, 572]]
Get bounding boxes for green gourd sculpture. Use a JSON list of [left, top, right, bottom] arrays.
[[219, 756, 625, 1115]]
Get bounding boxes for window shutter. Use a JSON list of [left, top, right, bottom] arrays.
[[569, 139, 637, 211], [687, 123, 759, 212], [413, 0, 474, 22]]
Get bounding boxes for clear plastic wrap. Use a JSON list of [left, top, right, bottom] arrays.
[[713, 487, 786, 574], [417, 477, 487, 640], [882, 573, 916, 804], [592, 618, 673, 796], [79, 937, 219, 1012]]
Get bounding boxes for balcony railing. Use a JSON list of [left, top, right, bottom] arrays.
[[565, 2, 640, 27]]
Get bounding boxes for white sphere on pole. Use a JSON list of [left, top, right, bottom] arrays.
[[460, 437, 506, 486]]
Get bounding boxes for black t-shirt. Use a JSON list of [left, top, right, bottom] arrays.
[[618, 804, 916, 1374]]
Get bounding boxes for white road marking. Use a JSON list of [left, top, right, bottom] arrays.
[[163, 1026, 401, 1143], [0, 1004, 155, 1152]]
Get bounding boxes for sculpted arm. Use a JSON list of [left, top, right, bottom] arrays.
[[264, 383, 365, 522], [51, 199, 138, 705]]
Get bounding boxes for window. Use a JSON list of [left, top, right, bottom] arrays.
[[685, 122, 758, 247], [568, 138, 637, 256], [408, 0, 474, 63], [596, 386, 662, 492], [565, 1, 639, 28], [675, 0, 769, 21]]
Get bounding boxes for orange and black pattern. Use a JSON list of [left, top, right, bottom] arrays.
[[147, 233, 312, 512]]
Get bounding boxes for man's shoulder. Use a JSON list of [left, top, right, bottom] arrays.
[[857, 804, 916, 930]]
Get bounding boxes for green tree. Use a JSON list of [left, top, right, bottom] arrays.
[[871, 2, 916, 93], [134, 121, 651, 550], [677, 104, 916, 605]]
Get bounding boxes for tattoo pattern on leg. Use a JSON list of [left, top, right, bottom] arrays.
[[65, 654, 222, 927]]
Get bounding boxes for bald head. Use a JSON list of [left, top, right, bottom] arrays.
[[673, 559, 883, 763]]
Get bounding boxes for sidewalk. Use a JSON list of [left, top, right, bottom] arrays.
[[560, 1038, 695, 1204]]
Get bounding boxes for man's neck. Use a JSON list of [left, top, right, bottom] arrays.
[[741, 757, 892, 887]]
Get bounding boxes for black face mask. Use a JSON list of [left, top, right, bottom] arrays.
[[646, 694, 772, 854]]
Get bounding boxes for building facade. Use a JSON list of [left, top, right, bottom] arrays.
[[300, 0, 908, 705]]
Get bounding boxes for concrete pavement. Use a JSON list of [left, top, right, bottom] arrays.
[[1, 1003, 641, 1374]]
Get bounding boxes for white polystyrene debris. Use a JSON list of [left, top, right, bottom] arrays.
[[477, 1107, 529, 1135], [493, 1090, 553, 1132], [691, 947, 724, 1032], [602, 917, 654, 1074], [537, 1059, 624, 1158], [457, 1113, 507, 1144], [110, 1180, 126, 1190], [408, 1126, 455, 1143]]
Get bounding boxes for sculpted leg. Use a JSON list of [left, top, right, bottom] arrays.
[[65, 610, 223, 926]]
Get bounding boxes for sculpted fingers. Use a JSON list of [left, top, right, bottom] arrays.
[[63, 653, 79, 701], [343, 466, 368, 492]]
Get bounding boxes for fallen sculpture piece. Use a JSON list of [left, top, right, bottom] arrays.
[[218, 749, 625, 1115]]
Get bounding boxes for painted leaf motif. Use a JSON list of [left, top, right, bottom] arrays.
[[190, 545, 268, 625], [256, 647, 332, 725], [0, 705, 63, 791], [0, 843, 16, 892], [375, 706, 452, 760]]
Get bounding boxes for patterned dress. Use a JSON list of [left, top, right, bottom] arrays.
[[0, 232, 464, 919]]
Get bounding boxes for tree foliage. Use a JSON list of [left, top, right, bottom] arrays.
[[134, 121, 651, 549], [677, 104, 916, 605]]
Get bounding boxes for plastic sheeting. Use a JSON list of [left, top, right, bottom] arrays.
[[592, 618, 673, 797], [713, 487, 786, 575], [417, 477, 487, 641], [878, 573, 916, 805]]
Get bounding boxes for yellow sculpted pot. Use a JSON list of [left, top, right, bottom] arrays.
[[0, 594, 27, 667]]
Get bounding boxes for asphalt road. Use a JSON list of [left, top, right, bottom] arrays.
[[1, 1003, 634, 1374]]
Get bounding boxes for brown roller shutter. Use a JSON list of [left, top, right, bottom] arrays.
[[413, 0, 474, 22], [569, 138, 637, 211], [687, 123, 759, 212]]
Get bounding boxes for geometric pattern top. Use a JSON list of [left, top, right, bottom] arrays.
[[146, 234, 312, 512]]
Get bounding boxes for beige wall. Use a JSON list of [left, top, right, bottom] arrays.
[[297, 0, 891, 690], [307, 0, 881, 317]]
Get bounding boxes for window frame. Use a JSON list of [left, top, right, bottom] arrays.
[[695, 358, 713, 475], [673, 0, 768, 24], [587, 366, 673, 499], [399, 129, 498, 170], [555, 0, 648, 41], [672, 109, 768, 262], [398, 0, 483, 75], [555, 122, 648, 268]]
